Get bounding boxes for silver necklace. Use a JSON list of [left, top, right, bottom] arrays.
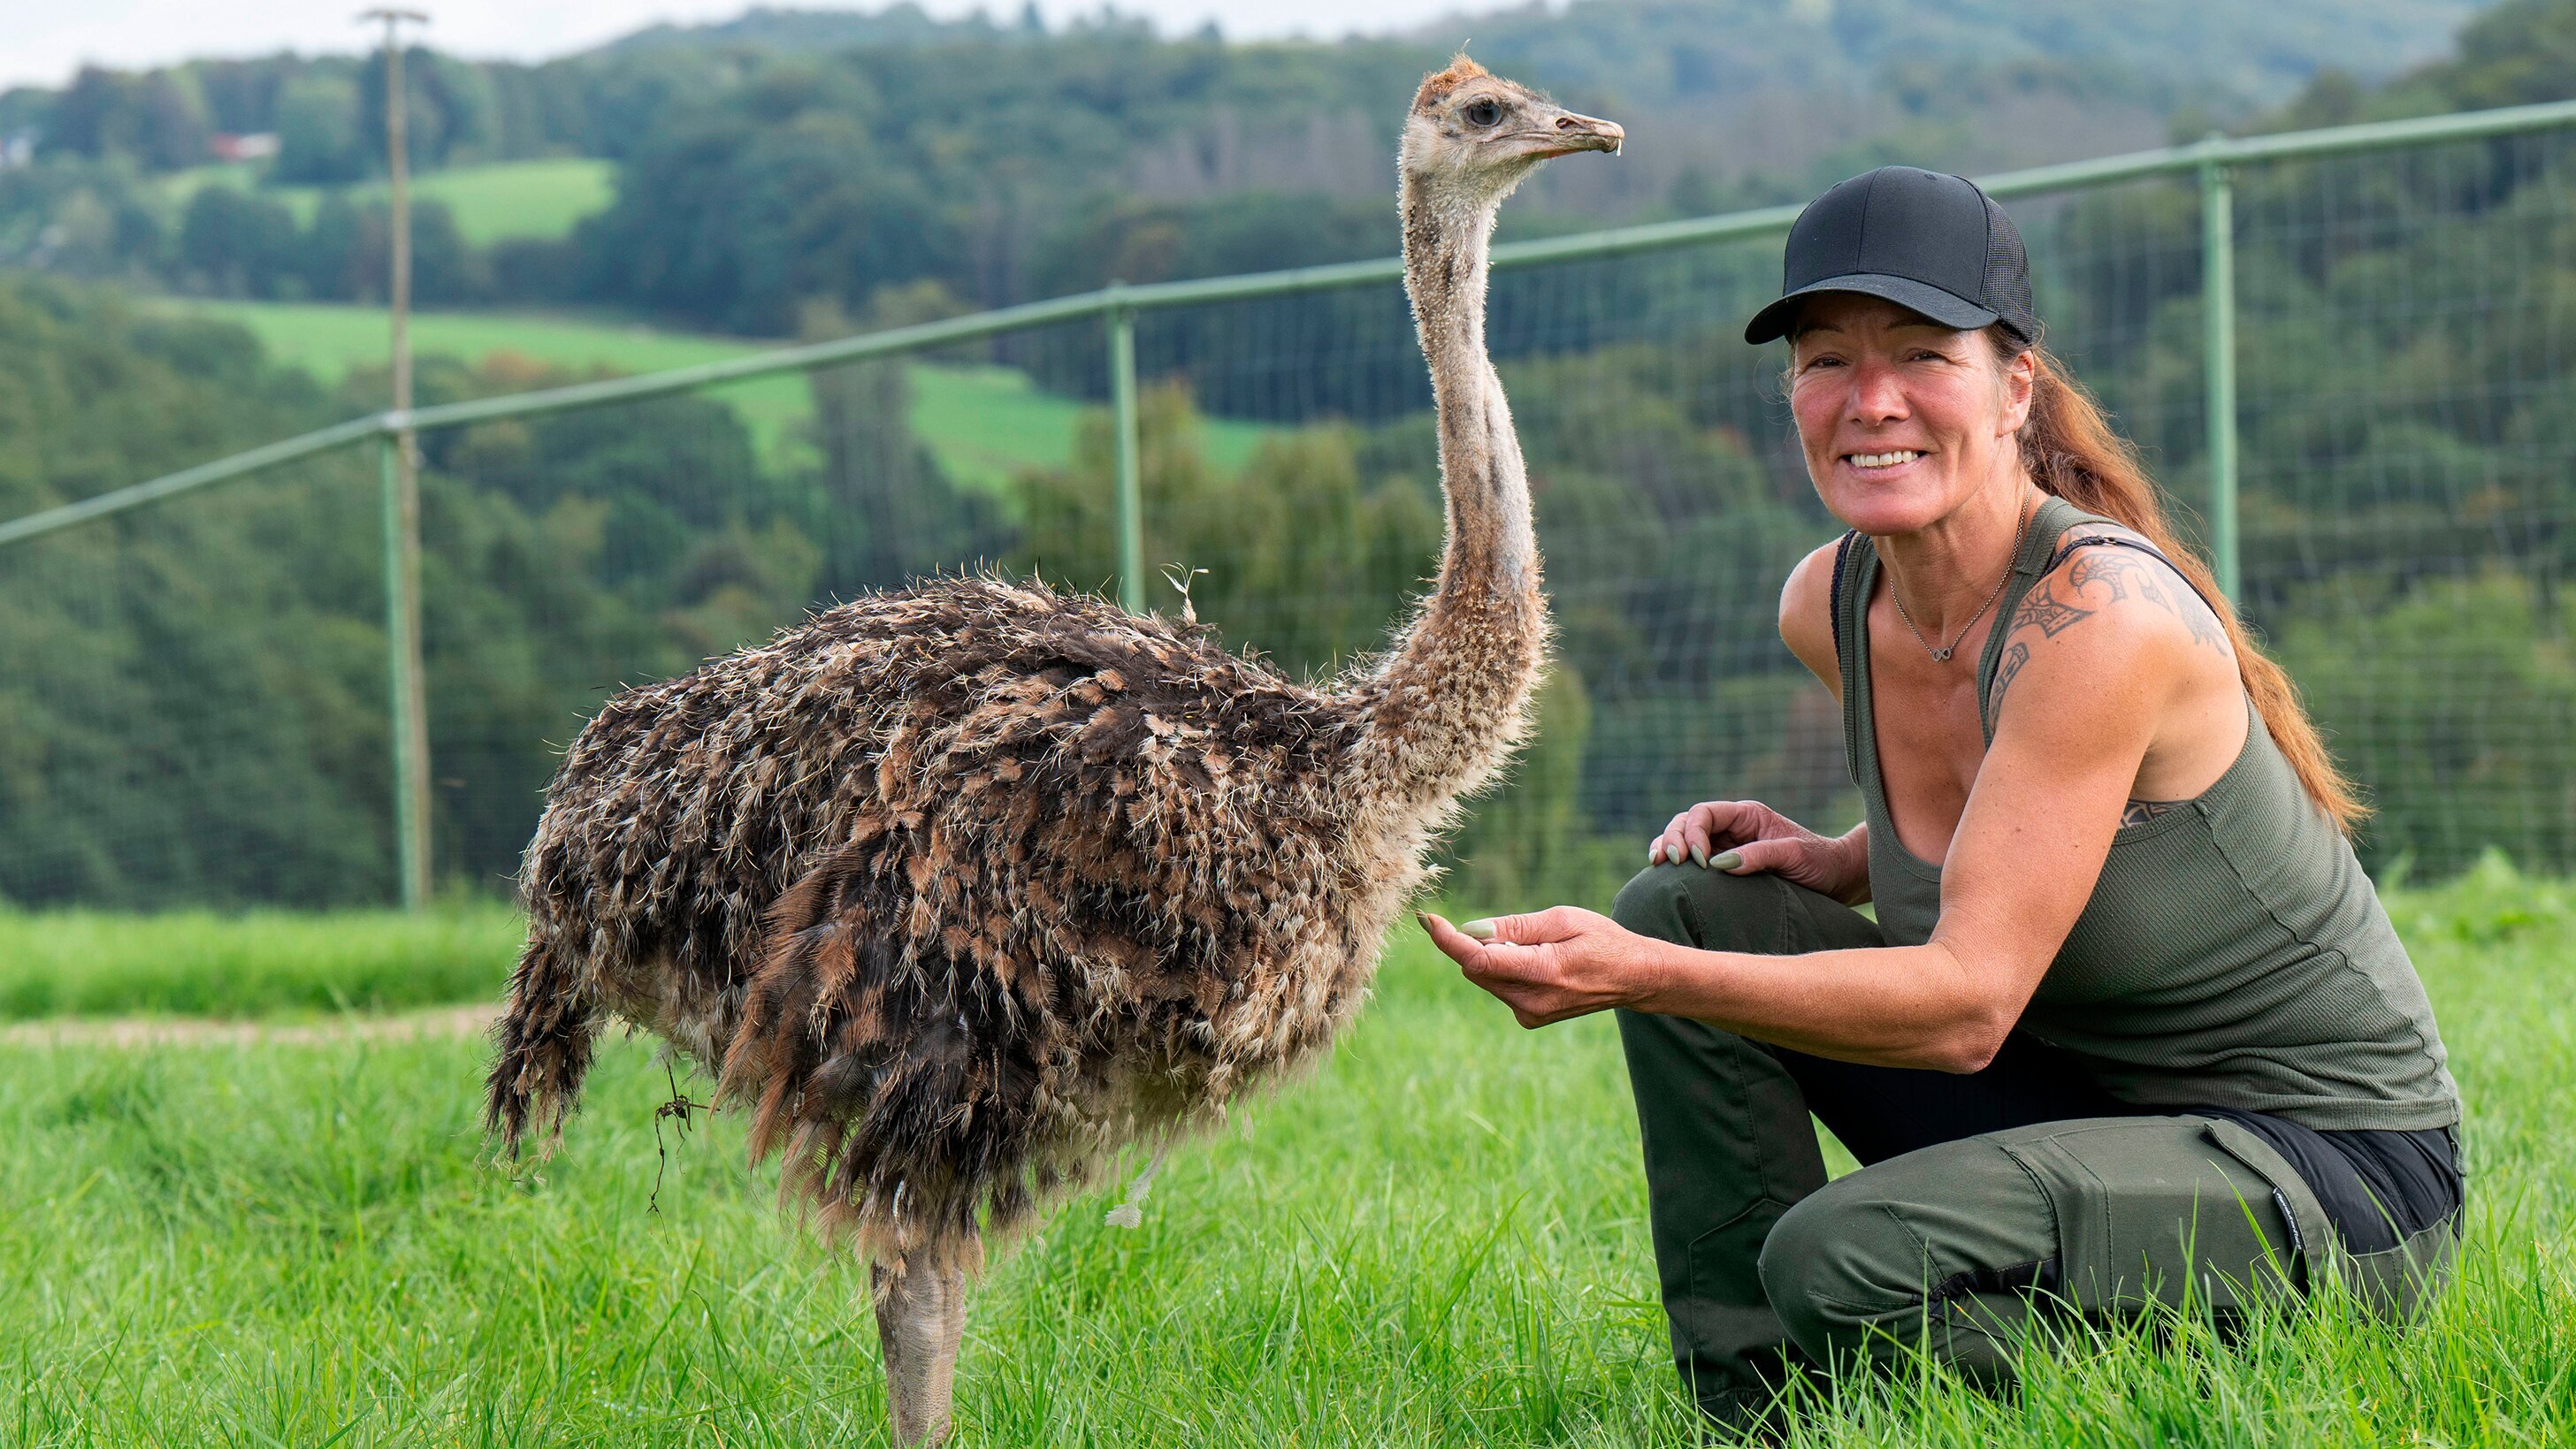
[[1889, 497, 2033, 663]]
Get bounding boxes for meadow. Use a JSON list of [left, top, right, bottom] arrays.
[[2, 858, 2569, 1445], [164, 158, 621, 246], [0, 904, 521, 1019], [160, 297, 1280, 490]]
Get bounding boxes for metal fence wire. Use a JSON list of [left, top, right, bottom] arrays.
[[8, 103, 2576, 910]]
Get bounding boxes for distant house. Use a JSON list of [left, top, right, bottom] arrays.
[[0, 130, 34, 169], [210, 133, 280, 163]]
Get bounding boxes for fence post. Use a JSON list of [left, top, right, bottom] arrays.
[[366, 8, 434, 910], [1105, 286, 1145, 614], [379, 430, 432, 910], [2199, 146, 2242, 599]]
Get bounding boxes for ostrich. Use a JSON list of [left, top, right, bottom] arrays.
[[486, 57, 1621, 1445]]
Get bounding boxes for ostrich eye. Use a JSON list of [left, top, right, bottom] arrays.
[[1463, 99, 1502, 127]]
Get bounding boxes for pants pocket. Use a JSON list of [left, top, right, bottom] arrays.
[[1990, 1123, 2120, 1308], [1993, 1117, 2302, 1316], [2190, 1117, 2333, 1300], [2341, 1212, 2461, 1321]]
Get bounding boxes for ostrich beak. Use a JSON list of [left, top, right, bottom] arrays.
[[1533, 111, 1624, 158]]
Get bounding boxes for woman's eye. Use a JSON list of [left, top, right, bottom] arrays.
[[1464, 100, 1502, 127]]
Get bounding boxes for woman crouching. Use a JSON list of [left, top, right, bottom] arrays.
[[1423, 166, 2463, 1435]]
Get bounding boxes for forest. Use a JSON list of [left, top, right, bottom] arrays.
[[4, 0, 2576, 908], [0, 0, 2503, 330]]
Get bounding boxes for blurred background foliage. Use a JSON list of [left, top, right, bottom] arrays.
[[6, 0, 2576, 906], [0, 0, 2529, 323]]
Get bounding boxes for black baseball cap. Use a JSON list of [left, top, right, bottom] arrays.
[[1742, 166, 2037, 346]]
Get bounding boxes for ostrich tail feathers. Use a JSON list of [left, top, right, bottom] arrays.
[[484, 927, 600, 1158]]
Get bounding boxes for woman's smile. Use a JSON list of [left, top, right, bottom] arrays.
[[1843, 447, 1930, 473]]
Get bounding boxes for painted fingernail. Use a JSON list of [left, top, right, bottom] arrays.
[[1711, 850, 1744, 872], [1459, 919, 1498, 942], [1649, 843, 1666, 866], [1690, 843, 1708, 869]]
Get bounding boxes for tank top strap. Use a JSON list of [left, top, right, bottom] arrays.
[[1830, 528, 1870, 793], [1970, 494, 2100, 744]]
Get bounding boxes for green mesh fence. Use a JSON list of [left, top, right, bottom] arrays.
[[0, 448, 390, 906], [2230, 131, 2576, 874], [5, 122, 2574, 910]]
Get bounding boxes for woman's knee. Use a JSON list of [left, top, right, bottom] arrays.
[[1611, 862, 1789, 951], [1757, 1183, 1921, 1363], [1757, 1144, 2054, 1381]]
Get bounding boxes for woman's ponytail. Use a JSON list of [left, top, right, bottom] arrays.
[[2005, 332, 2369, 834]]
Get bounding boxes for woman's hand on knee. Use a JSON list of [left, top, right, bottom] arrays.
[[1418, 905, 1656, 1028], [1647, 799, 1868, 904]]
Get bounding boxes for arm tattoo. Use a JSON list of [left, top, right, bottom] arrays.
[[2068, 550, 2132, 601], [1991, 640, 2032, 710], [2059, 538, 2228, 654], [2182, 598, 2228, 652], [1992, 539, 2236, 732], [2010, 578, 2092, 637]]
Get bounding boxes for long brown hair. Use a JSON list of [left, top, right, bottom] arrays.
[[1999, 330, 2367, 833]]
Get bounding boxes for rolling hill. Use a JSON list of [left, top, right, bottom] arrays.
[[154, 297, 1276, 490]]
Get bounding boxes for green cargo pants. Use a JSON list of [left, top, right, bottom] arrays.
[[1610, 863, 2457, 1431]]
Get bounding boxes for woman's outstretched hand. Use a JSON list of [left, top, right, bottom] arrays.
[[1647, 799, 1869, 905], [1420, 906, 1658, 1029]]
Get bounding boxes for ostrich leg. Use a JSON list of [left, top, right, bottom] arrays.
[[873, 1259, 968, 1445]]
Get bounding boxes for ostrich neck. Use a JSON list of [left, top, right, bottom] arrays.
[[1337, 175, 1548, 820], [1407, 179, 1536, 594]]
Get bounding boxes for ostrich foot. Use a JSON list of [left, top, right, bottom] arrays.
[[873, 1257, 967, 1445]]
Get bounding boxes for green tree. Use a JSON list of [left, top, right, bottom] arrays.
[[799, 287, 1009, 598], [2275, 572, 2576, 875], [177, 186, 300, 297], [1009, 384, 1440, 679], [272, 72, 365, 184]]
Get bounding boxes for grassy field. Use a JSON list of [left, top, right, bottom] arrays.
[[0, 904, 520, 1019], [164, 298, 1278, 489], [3, 859, 2568, 1445], [164, 158, 619, 245]]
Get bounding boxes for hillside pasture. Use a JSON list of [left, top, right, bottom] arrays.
[[2, 859, 2569, 1444], [159, 298, 1279, 490], [162, 158, 619, 246]]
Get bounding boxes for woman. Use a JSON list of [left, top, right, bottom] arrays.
[[1421, 166, 2464, 1432]]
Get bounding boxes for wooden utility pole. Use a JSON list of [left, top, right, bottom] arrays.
[[363, 6, 433, 910]]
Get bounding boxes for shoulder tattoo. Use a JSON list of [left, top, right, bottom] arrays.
[[1991, 639, 2033, 711], [2009, 578, 2092, 637], [2024, 539, 2230, 655], [2121, 797, 2185, 827], [2070, 549, 2169, 608]]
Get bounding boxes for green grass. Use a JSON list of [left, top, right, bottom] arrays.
[[4, 859, 2566, 1444], [0, 903, 520, 1019], [158, 298, 1277, 489], [164, 298, 814, 466], [392, 158, 618, 246], [163, 158, 618, 245]]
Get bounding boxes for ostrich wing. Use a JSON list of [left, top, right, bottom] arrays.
[[624, 576, 1364, 1262]]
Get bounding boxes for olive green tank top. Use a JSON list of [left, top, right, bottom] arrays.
[[1834, 495, 2459, 1132]]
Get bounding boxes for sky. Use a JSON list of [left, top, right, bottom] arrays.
[[4, 0, 1525, 91]]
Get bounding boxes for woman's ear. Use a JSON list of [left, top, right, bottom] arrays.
[[1998, 344, 2037, 436]]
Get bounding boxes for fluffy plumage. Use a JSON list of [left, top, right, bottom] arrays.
[[495, 578, 1397, 1267], [484, 57, 1620, 1445]]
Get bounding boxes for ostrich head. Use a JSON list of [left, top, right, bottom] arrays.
[[1399, 55, 1624, 204]]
